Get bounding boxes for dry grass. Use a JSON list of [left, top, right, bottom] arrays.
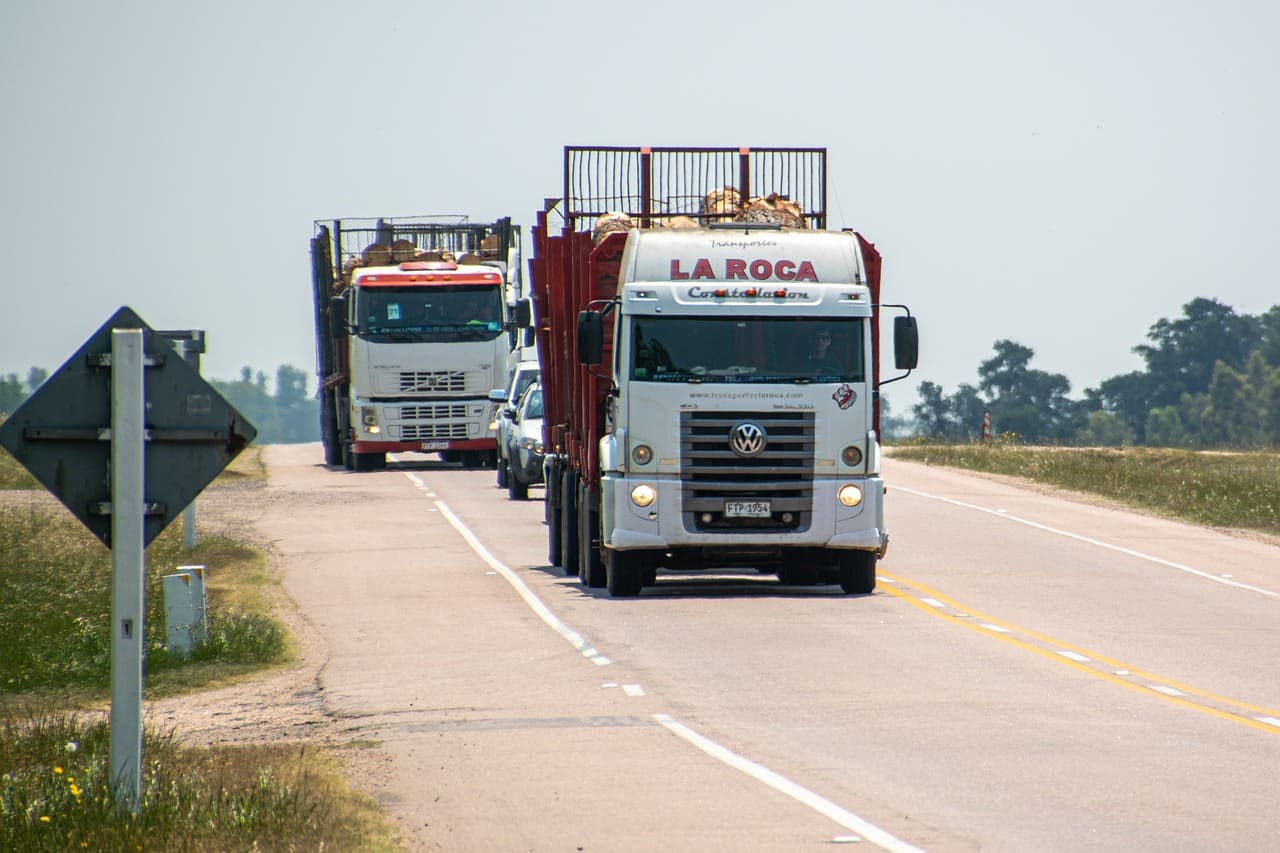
[[890, 444, 1280, 537]]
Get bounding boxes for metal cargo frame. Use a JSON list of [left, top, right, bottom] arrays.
[[561, 146, 826, 230], [314, 216, 520, 286]]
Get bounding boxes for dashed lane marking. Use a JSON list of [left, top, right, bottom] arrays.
[[896, 486, 1280, 600]]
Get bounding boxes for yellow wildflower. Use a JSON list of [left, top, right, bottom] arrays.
[[40, 815, 51, 823], [54, 766, 63, 775], [70, 784, 81, 797]]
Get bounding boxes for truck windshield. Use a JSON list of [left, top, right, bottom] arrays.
[[629, 316, 865, 383], [356, 285, 503, 342]]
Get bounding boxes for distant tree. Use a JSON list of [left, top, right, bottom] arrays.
[[1259, 305, 1280, 368], [0, 367, 51, 415], [0, 374, 24, 415], [978, 340, 1083, 442], [1085, 370, 1157, 443], [1135, 297, 1261, 409], [1074, 410, 1136, 447], [1144, 405, 1193, 448], [26, 367, 48, 393], [271, 365, 320, 443], [912, 381, 953, 439], [210, 365, 317, 445], [1201, 353, 1279, 447]]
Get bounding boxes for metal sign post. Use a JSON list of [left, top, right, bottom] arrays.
[[0, 307, 256, 817], [158, 330, 206, 550], [109, 329, 145, 810]]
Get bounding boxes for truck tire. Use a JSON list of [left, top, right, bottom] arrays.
[[778, 564, 821, 586], [508, 468, 528, 500], [837, 550, 877, 595], [577, 482, 606, 588], [560, 469, 580, 574], [320, 393, 343, 466], [352, 451, 385, 472], [606, 550, 644, 598], [496, 457, 508, 489], [546, 460, 562, 567]]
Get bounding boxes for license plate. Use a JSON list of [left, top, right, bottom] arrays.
[[724, 500, 771, 518], [420, 441, 449, 450]]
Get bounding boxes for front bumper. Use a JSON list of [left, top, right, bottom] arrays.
[[601, 473, 887, 554]]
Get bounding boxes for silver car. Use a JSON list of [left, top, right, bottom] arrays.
[[504, 383, 544, 500], [489, 361, 540, 489]]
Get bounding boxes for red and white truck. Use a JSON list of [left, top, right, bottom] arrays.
[[530, 147, 917, 596], [311, 216, 529, 470]]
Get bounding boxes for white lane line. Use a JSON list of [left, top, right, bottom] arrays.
[[980, 623, 1011, 633], [1056, 650, 1091, 663], [1256, 717, 1280, 728], [411, 471, 919, 849], [654, 714, 926, 853], [623, 684, 645, 697], [1149, 685, 1187, 697], [897, 486, 1280, 599], [411, 477, 609, 666], [921, 598, 946, 608]]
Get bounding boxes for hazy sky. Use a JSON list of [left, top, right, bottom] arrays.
[[4, 1, 1277, 418]]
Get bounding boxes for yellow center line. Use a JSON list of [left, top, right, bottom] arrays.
[[878, 571, 1280, 736]]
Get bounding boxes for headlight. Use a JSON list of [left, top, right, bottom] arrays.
[[837, 484, 864, 507], [841, 445, 863, 466], [630, 483, 657, 507], [361, 406, 381, 435], [631, 443, 653, 465]]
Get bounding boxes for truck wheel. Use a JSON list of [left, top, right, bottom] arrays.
[[320, 394, 343, 466], [560, 469, 579, 573], [837, 551, 877, 595], [778, 564, 821, 586], [508, 469, 528, 500], [353, 452, 385, 472], [341, 441, 354, 471], [606, 550, 644, 598], [496, 458, 508, 489], [577, 483, 606, 588], [546, 461, 562, 567]]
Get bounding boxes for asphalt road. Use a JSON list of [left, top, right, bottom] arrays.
[[259, 444, 1280, 852]]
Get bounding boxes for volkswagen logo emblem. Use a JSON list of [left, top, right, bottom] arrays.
[[729, 422, 767, 457]]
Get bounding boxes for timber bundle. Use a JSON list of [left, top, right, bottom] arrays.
[[591, 187, 808, 245], [339, 233, 506, 281]]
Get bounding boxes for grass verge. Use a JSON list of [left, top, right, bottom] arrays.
[[0, 709, 398, 852], [1, 446, 403, 850], [888, 444, 1280, 537]]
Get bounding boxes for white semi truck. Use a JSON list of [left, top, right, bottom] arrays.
[[531, 146, 918, 596], [311, 216, 529, 470]]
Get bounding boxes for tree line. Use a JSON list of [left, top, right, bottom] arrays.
[[905, 298, 1280, 447], [0, 364, 319, 446]]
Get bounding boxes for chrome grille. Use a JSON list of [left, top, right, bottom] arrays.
[[679, 410, 814, 533], [398, 371, 466, 392], [400, 404, 468, 420], [401, 423, 469, 440]]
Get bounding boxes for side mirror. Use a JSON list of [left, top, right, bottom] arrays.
[[577, 311, 603, 365], [488, 389, 507, 403], [893, 316, 919, 370], [515, 298, 533, 328]]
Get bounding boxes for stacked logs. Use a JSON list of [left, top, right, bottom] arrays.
[[339, 232, 506, 283], [590, 187, 808, 244]]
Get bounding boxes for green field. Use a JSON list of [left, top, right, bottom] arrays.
[[889, 444, 1280, 537]]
